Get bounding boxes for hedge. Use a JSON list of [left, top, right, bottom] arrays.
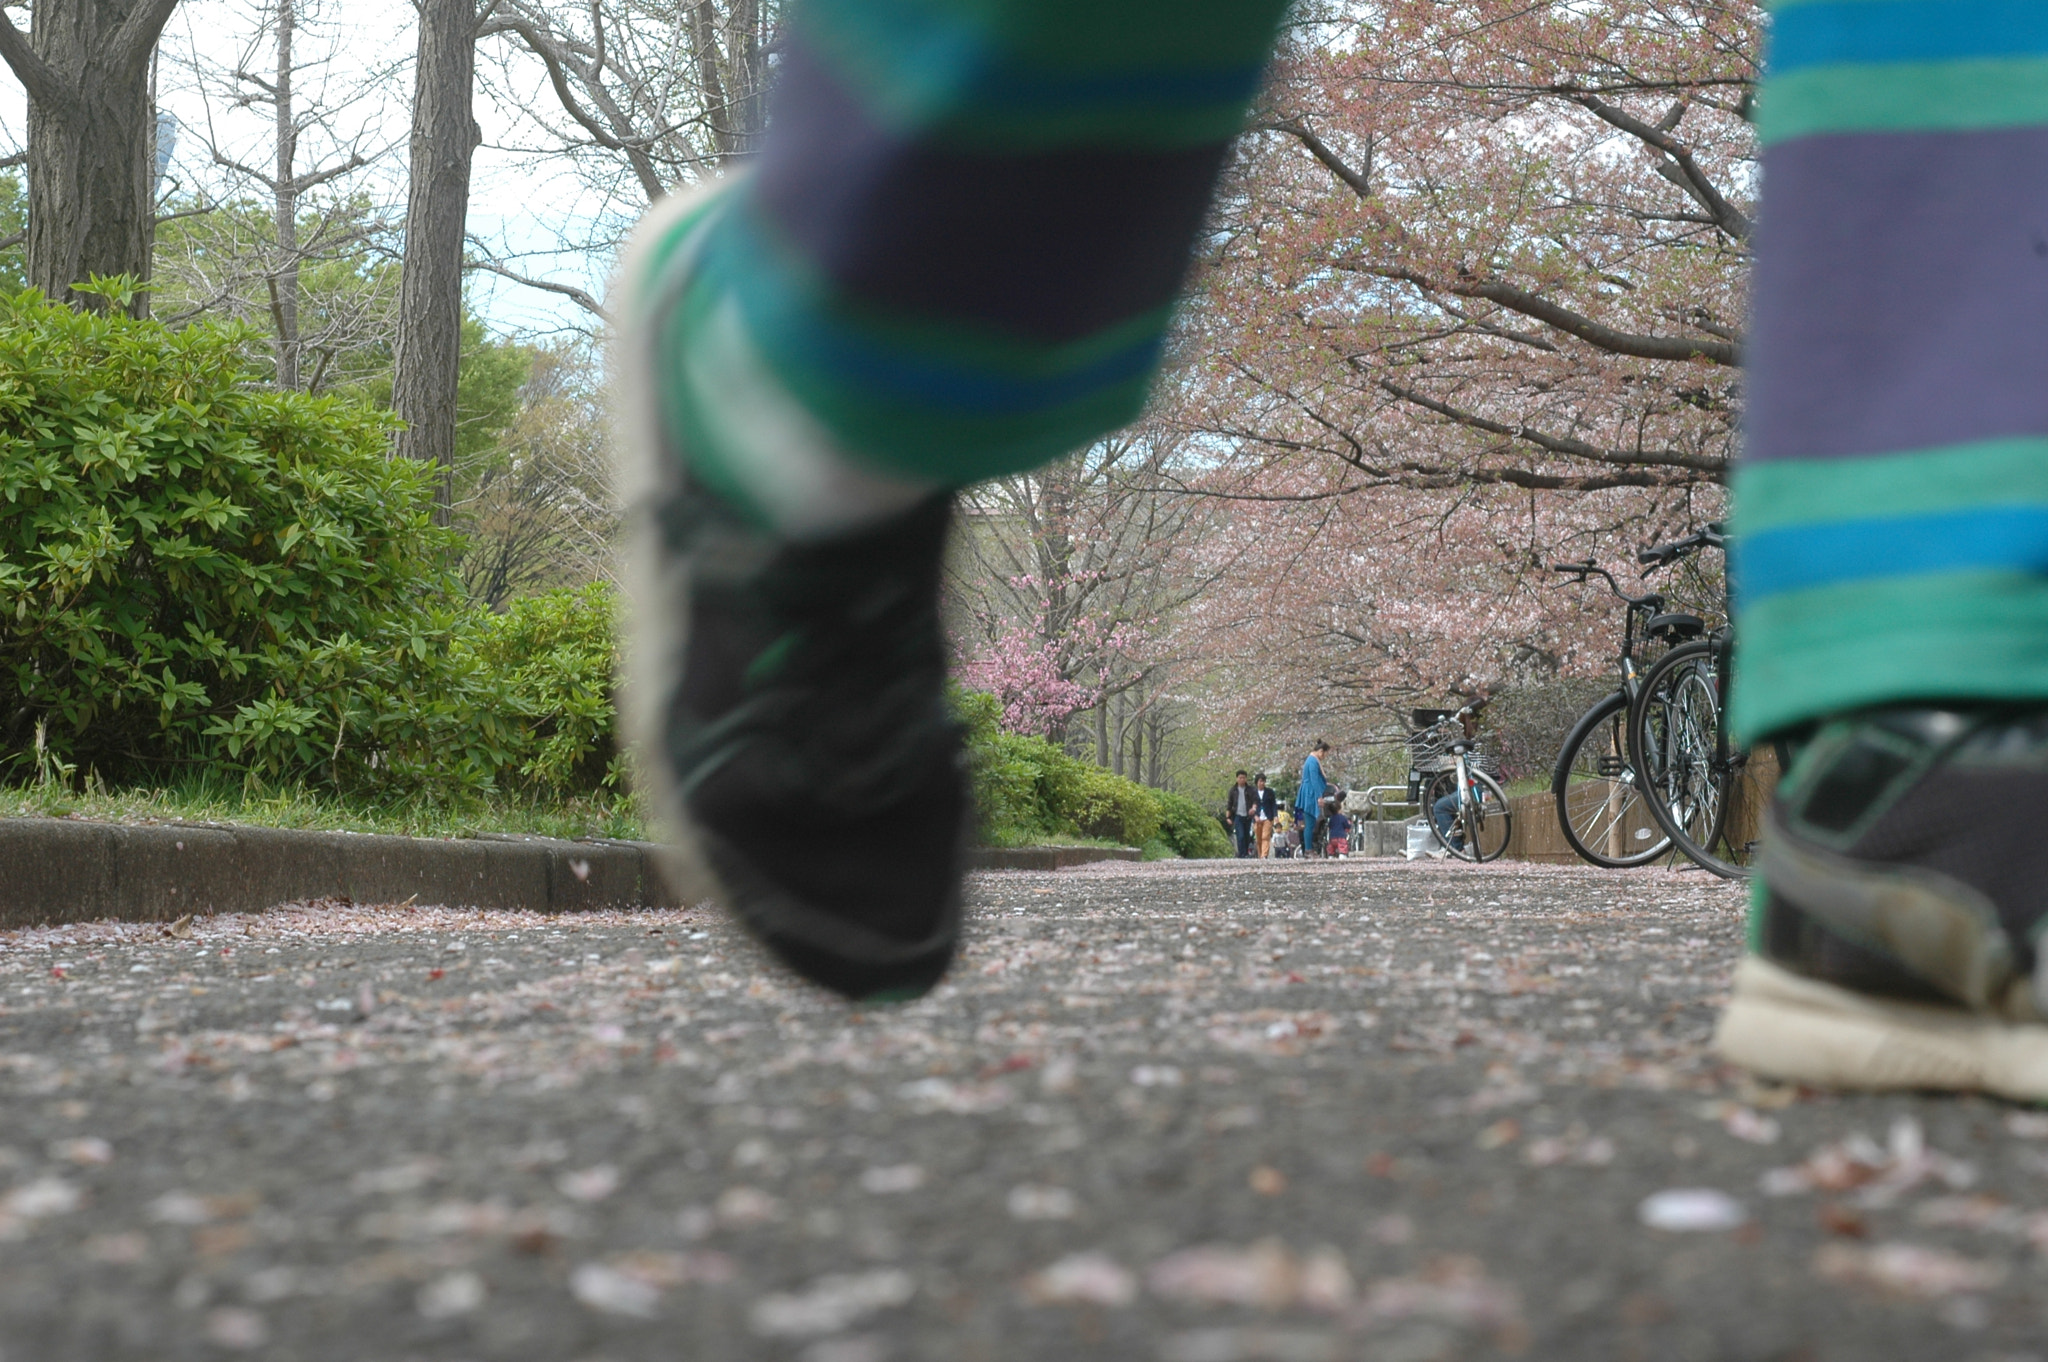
[[0, 291, 617, 801], [955, 688, 1229, 858]]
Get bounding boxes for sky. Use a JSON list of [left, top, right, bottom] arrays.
[[0, 0, 616, 338]]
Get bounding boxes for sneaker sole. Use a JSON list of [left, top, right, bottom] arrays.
[[610, 179, 737, 913], [1715, 957, 2048, 1099]]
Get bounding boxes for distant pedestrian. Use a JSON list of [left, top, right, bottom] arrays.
[[1252, 774, 1277, 858], [1225, 770, 1256, 857], [1293, 741, 1331, 857]]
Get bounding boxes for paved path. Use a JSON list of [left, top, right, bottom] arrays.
[[0, 859, 2043, 1361]]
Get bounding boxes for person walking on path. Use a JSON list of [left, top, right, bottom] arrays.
[[1292, 742, 1330, 860], [611, 0, 2048, 1103], [1252, 773, 1277, 858], [1225, 770, 1256, 857]]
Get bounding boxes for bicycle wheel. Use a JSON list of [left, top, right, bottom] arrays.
[[1629, 639, 1756, 878], [1423, 767, 1513, 862], [1552, 691, 1673, 868]]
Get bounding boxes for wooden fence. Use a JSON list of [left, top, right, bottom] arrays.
[[1500, 744, 1780, 866]]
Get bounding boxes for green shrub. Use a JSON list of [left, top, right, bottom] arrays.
[[0, 292, 622, 804], [1049, 759, 1162, 846], [953, 684, 1217, 854], [0, 290, 478, 789], [957, 690, 1047, 841], [466, 582, 621, 797], [1156, 789, 1233, 859]]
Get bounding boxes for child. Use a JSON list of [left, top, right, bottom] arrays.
[[1327, 809, 1351, 858]]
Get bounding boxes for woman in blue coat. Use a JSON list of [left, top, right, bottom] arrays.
[[1292, 742, 1330, 857]]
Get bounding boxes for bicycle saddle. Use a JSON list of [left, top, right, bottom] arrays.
[[1645, 612, 1705, 641]]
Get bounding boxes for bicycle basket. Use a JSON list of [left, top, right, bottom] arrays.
[[1407, 727, 1455, 770]]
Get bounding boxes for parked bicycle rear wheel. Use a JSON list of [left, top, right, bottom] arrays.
[[1552, 690, 1672, 868], [1422, 767, 1513, 863], [1629, 637, 1757, 878]]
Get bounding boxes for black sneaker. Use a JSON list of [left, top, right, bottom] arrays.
[[613, 186, 969, 1002], [1715, 705, 2048, 1098]]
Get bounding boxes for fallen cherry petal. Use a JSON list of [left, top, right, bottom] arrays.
[[571, 1262, 660, 1318], [749, 1269, 915, 1336], [557, 1165, 620, 1202], [1814, 1242, 2008, 1299], [1639, 1189, 1746, 1232], [859, 1165, 925, 1195], [1026, 1252, 1137, 1307], [1148, 1240, 1300, 1309]]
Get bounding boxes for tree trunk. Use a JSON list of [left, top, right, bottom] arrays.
[[1, 0, 180, 316], [392, 0, 479, 519], [270, 0, 299, 388], [1111, 693, 1126, 779], [1129, 704, 1144, 786]]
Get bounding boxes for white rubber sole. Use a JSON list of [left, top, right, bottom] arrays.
[[608, 180, 739, 911], [1714, 956, 2048, 1100]]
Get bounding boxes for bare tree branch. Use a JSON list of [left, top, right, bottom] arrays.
[[1377, 378, 1728, 477], [482, 14, 665, 200], [1259, 118, 1373, 200], [1343, 260, 1739, 366], [465, 252, 612, 323], [1557, 87, 1754, 245]]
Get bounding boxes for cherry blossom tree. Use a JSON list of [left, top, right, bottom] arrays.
[[1117, 0, 1753, 776], [1188, 0, 1758, 494], [948, 431, 1257, 769]]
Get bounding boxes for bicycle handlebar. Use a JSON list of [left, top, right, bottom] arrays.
[[1637, 521, 1728, 570], [1551, 560, 1662, 609]]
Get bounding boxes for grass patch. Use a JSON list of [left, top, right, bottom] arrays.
[[0, 774, 644, 843], [975, 825, 1131, 851]]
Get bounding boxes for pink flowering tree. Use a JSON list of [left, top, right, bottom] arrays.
[[957, 624, 1100, 738]]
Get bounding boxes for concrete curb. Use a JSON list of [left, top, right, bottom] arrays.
[[967, 846, 1143, 871], [0, 818, 683, 930], [0, 817, 1167, 930]]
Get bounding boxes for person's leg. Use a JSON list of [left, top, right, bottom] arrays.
[[1432, 793, 1460, 847], [1256, 819, 1272, 858], [614, 0, 1293, 1000], [1237, 815, 1254, 856], [1720, 5, 2048, 1095]]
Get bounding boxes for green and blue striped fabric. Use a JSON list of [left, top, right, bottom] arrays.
[[640, 0, 1290, 513], [1735, 0, 2048, 737]]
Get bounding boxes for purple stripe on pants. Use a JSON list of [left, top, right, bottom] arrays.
[[1745, 125, 2048, 464], [751, 40, 1232, 343]]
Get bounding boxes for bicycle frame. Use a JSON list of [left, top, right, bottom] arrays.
[[1553, 561, 1666, 706]]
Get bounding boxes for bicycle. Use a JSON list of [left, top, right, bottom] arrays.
[[1408, 699, 1513, 862], [1623, 523, 1774, 879], [1549, 559, 1699, 868]]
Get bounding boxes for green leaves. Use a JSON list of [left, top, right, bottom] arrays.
[[0, 294, 620, 808], [952, 685, 1226, 856], [0, 292, 450, 792]]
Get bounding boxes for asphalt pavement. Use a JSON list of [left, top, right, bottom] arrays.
[[2, 857, 2045, 1362]]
